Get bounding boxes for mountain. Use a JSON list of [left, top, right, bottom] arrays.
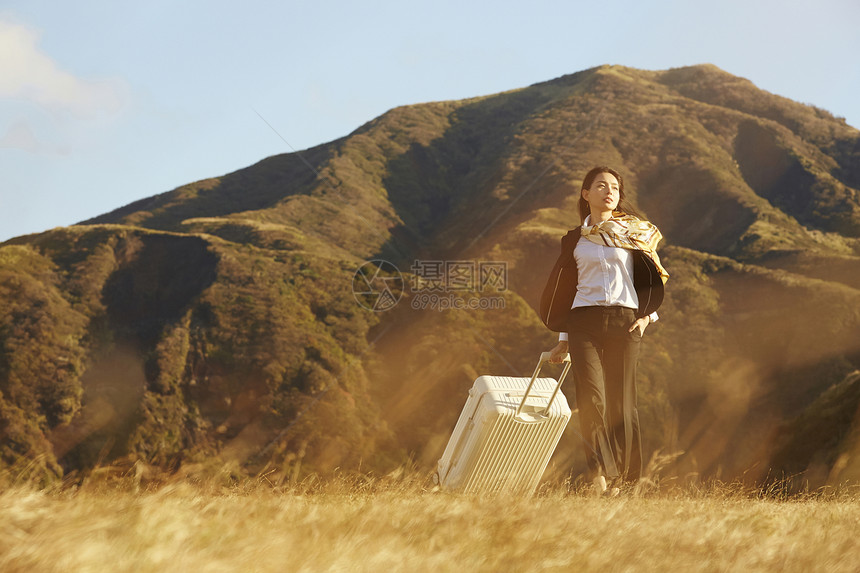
[[2, 64, 860, 489]]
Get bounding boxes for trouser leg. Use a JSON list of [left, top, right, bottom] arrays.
[[603, 309, 643, 483], [568, 310, 618, 480]]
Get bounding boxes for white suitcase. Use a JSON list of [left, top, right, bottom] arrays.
[[434, 352, 572, 495]]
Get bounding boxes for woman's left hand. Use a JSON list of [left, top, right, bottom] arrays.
[[628, 316, 650, 336]]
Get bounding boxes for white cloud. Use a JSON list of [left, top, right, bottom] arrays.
[[0, 19, 127, 117], [0, 120, 69, 154], [0, 120, 41, 152]]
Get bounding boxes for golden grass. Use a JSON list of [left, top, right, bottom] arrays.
[[1, 473, 859, 573]]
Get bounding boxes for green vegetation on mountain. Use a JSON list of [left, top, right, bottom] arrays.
[[3, 64, 860, 489]]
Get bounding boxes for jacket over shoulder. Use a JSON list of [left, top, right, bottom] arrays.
[[539, 227, 664, 332]]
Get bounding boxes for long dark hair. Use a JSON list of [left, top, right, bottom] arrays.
[[577, 166, 642, 223]]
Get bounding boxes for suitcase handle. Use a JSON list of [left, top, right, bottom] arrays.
[[515, 352, 572, 418]]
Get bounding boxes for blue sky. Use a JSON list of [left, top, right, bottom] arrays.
[[1, 0, 858, 243]]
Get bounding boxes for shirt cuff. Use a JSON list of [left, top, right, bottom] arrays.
[[558, 332, 569, 342], [648, 311, 659, 323]]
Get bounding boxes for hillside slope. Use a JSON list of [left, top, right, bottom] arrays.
[[3, 64, 860, 487]]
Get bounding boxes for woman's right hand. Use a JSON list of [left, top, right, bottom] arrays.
[[547, 340, 569, 363]]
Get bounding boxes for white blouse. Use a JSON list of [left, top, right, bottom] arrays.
[[571, 235, 639, 311]]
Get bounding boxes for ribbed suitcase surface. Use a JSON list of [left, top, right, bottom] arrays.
[[435, 354, 572, 495]]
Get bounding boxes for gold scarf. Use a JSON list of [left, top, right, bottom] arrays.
[[582, 214, 669, 284]]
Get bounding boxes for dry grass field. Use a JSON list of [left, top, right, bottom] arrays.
[[1, 470, 859, 573]]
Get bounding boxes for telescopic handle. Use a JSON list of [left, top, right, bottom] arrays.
[[515, 352, 572, 417]]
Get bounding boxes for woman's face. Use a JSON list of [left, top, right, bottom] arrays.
[[582, 171, 620, 218]]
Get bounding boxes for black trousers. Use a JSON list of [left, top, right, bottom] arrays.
[[567, 306, 642, 483]]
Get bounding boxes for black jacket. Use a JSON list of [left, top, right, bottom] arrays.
[[539, 227, 665, 332]]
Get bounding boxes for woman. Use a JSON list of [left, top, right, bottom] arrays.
[[539, 166, 668, 495]]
